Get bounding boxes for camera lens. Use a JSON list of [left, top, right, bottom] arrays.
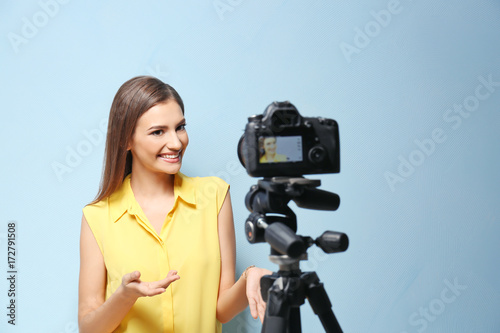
[[237, 135, 246, 167], [309, 146, 326, 165]]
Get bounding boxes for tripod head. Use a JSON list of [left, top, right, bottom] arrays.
[[244, 177, 348, 259]]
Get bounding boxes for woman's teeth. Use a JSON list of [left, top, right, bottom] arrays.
[[159, 153, 179, 158]]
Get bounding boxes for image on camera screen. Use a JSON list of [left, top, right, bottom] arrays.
[[258, 136, 303, 163]]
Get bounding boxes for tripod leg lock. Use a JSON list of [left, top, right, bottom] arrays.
[[302, 272, 332, 314]]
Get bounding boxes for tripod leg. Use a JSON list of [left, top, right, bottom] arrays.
[[262, 278, 292, 333], [288, 307, 302, 333], [302, 272, 343, 333]]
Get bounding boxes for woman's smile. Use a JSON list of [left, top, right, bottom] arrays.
[[157, 151, 181, 163]]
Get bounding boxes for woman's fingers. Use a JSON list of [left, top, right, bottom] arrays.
[[257, 300, 266, 323], [121, 270, 179, 298], [248, 296, 258, 319], [245, 267, 272, 323], [257, 284, 266, 323], [145, 271, 179, 296], [150, 270, 181, 290], [122, 270, 141, 285], [140, 285, 166, 297], [245, 268, 263, 320], [166, 270, 180, 279], [161, 270, 181, 286]]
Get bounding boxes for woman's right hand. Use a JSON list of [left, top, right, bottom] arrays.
[[120, 270, 180, 299]]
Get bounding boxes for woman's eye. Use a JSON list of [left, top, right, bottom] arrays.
[[152, 130, 163, 136], [177, 124, 186, 131]]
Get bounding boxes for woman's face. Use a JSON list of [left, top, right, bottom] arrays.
[[128, 100, 188, 176], [263, 137, 276, 155]]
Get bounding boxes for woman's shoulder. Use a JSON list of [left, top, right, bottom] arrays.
[[178, 173, 229, 201], [82, 197, 109, 217], [276, 154, 288, 162], [83, 176, 131, 214], [178, 172, 229, 188]]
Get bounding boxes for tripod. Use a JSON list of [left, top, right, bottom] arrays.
[[244, 177, 348, 333]]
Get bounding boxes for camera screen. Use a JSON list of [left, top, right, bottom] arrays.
[[258, 136, 303, 163]]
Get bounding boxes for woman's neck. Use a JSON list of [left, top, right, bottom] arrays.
[[266, 152, 276, 160], [129, 170, 175, 200]]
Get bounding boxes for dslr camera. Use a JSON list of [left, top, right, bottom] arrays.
[[238, 101, 340, 177]]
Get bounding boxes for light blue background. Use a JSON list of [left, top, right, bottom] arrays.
[[1, 0, 500, 332]]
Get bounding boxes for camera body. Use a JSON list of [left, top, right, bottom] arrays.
[[238, 101, 340, 177]]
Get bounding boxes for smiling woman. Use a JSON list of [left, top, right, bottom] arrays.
[[78, 76, 271, 333], [127, 101, 189, 184]]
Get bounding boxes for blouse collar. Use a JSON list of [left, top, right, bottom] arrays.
[[109, 172, 197, 223]]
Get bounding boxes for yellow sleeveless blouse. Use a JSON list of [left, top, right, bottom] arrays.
[[83, 172, 229, 333]]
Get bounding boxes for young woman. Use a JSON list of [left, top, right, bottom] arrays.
[[259, 137, 288, 163], [78, 76, 271, 333]]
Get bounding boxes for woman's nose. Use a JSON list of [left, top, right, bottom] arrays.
[[166, 132, 182, 150]]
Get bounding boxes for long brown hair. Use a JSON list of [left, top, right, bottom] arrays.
[[90, 76, 184, 204]]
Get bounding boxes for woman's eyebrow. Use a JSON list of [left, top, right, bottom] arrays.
[[147, 125, 167, 131], [147, 118, 186, 131]]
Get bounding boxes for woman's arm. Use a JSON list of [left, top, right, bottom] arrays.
[[78, 214, 136, 332], [78, 215, 179, 333], [215, 191, 271, 324]]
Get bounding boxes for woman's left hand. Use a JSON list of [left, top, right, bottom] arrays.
[[245, 267, 273, 323]]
